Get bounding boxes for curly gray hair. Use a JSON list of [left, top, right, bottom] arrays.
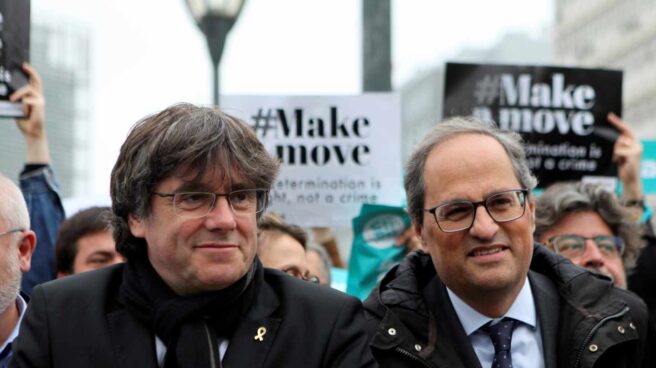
[[534, 181, 644, 270]]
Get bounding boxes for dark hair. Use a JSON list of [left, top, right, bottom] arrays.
[[534, 182, 644, 269], [110, 103, 280, 260], [258, 212, 307, 249], [404, 116, 537, 228], [56, 206, 113, 274]]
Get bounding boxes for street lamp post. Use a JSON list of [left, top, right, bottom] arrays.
[[184, 0, 247, 106]]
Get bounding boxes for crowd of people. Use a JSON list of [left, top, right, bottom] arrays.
[[0, 63, 655, 367]]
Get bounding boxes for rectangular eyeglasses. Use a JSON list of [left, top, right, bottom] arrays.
[[153, 189, 268, 219], [424, 189, 529, 233]]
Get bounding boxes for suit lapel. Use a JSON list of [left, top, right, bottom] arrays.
[[528, 270, 560, 368], [222, 281, 281, 367], [107, 308, 159, 367]]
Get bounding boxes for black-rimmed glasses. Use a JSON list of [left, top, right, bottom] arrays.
[[425, 189, 528, 233], [153, 189, 268, 219]]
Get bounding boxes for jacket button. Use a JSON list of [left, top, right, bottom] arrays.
[[589, 344, 598, 352], [617, 325, 626, 334], [414, 344, 422, 352], [629, 322, 636, 330], [388, 328, 397, 336]]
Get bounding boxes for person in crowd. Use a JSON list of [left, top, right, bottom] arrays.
[[55, 206, 122, 278], [10, 63, 65, 294], [607, 113, 645, 221], [306, 243, 332, 286], [311, 227, 345, 268], [364, 116, 653, 367], [257, 212, 315, 282], [605, 112, 656, 320], [534, 182, 643, 289], [10, 103, 374, 368], [0, 174, 36, 367]]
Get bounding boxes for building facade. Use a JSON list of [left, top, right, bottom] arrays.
[[400, 32, 551, 163], [0, 18, 91, 198], [554, 0, 656, 137]]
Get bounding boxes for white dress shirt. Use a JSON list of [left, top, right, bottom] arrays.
[[446, 277, 544, 368], [0, 295, 27, 366]]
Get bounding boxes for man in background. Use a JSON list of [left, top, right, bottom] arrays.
[[306, 243, 332, 285], [55, 206, 122, 278], [0, 174, 36, 367], [258, 213, 314, 282], [535, 182, 643, 289]]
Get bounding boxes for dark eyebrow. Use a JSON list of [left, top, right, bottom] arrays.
[[432, 197, 472, 209], [86, 251, 115, 260], [437, 189, 520, 206]]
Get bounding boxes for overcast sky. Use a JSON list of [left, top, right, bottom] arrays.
[[32, 0, 553, 197]]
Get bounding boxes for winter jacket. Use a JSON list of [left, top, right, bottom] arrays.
[[364, 245, 654, 368]]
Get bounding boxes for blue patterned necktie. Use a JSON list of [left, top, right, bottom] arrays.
[[482, 318, 516, 368]]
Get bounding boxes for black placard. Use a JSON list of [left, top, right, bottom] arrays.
[[443, 62, 623, 188], [0, 0, 30, 118]]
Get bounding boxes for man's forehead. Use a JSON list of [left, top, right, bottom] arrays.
[[167, 165, 250, 190], [423, 134, 519, 198]]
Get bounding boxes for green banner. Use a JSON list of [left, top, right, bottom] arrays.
[[346, 203, 411, 300]]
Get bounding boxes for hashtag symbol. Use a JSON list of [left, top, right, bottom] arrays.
[[473, 75, 500, 105], [250, 108, 277, 138]]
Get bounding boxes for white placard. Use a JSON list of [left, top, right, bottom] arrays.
[[222, 94, 403, 227]]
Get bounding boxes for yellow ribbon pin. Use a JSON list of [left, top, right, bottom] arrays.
[[254, 326, 267, 342]]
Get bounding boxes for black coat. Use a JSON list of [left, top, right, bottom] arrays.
[[9, 263, 376, 368], [364, 245, 654, 368]]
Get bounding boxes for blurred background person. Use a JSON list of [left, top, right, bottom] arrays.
[[0, 174, 36, 367], [55, 206, 122, 278], [306, 242, 332, 286], [535, 181, 644, 289], [607, 112, 656, 323], [258, 213, 315, 282]]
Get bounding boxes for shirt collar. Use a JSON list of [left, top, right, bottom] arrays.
[[447, 276, 537, 336], [0, 294, 27, 352]]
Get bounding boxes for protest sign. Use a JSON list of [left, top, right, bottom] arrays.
[[223, 94, 403, 227], [0, 0, 30, 118], [346, 203, 410, 300], [444, 62, 623, 188]]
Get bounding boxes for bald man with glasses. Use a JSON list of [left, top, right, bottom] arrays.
[[0, 174, 36, 368], [364, 116, 654, 368]]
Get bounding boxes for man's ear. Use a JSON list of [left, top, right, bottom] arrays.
[[17, 230, 36, 273], [413, 222, 422, 238], [527, 197, 536, 233], [128, 214, 146, 238], [413, 222, 428, 251]]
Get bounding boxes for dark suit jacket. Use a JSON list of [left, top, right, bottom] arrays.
[[10, 264, 376, 368]]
